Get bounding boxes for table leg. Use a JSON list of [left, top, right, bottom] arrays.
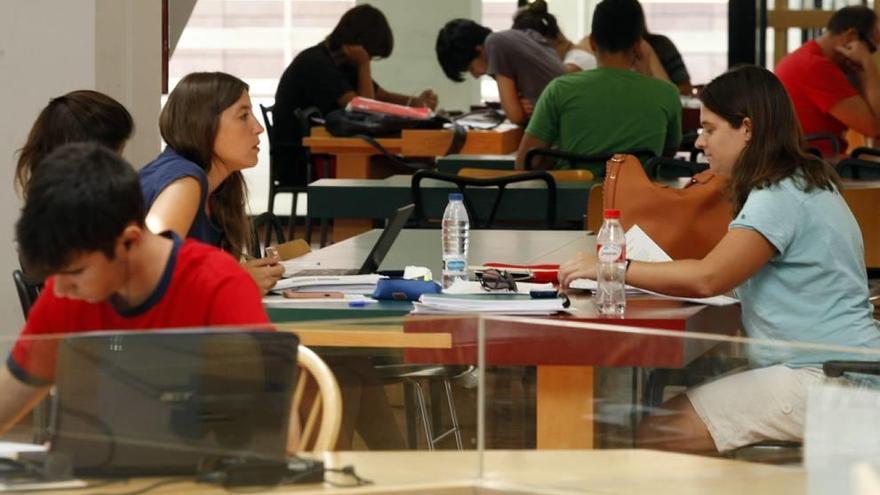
[[536, 365, 594, 449]]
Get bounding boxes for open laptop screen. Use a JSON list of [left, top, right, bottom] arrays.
[[49, 329, 298, 476], [358, 203, 414, 274]]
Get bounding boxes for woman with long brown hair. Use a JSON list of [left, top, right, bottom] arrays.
[[559, 65, 880, 453], [140, 72, 283, 293], [16, 90, 133, 197]]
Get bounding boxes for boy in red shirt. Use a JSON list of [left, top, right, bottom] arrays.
[[0, 143, 270, 436], [775, 6, 880, 157]]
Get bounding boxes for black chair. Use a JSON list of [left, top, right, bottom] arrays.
[[838, 147, 880, 179], [644, 156, 709, 180], [523, 148, 656, 178], [250, 211, 287, 259], [13, 269, 40, 318], [804, 132, 842, 158], [410, 169, 557, 229], [260, 104, 328, 243]]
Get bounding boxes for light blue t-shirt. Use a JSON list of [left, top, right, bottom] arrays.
[[730, 175, 880, 368]]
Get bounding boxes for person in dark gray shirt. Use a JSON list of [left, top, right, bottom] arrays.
[[436, 19, 565, 125]]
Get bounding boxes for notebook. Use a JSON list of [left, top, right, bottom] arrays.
[[48, 329, 298, 476], [288, 203, 414, 277]]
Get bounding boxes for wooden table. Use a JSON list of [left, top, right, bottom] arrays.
[[307, 175, 594, 230], [303, 126, 523, 242], [268, 230, 742, 450], [56, 449, 805, 494]]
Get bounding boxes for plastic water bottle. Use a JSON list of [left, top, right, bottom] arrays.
[[441, 193, 469, 289], [596, 209, 626, 316]]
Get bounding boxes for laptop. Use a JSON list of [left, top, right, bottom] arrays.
[[48, 329, 298, 476], [289, 203, 414, 277]]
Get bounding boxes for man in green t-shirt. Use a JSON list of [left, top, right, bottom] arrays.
[[515, 0, 682, 170]]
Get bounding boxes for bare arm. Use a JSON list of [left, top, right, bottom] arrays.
[[144, 177, 201, 239], [634, 40, 672, 83], [829, 42, 880, 137], [559, 228, 776, 297], [515, 133, 549, 170], [0, 368, 50, 437], [496, 75, 528, 126]]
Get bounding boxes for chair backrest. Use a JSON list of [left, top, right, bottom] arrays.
[[644, 156, 709, 180], [804, 132, 842, 158], [837, 155, 880, 180], [250, 212, 288, 258], [260, 103, 314, 188], [12, 269, 41, 318], [411, 169, 557, 229], [458, 167, 594, 183], [523, 147, 656, 178], [288, 345, 342, 454]]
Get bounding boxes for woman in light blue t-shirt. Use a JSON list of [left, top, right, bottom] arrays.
[[558, 65, 880, 453]]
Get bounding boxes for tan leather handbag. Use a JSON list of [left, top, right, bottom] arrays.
[[603, 154, 734, 260]]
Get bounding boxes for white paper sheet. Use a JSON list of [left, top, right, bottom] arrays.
[[443, 280, 555, 295]]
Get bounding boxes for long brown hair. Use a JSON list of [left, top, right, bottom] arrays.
[[16, 90, 133, 197], [160, 72, 251, 259], [700, 65, 841, 213]]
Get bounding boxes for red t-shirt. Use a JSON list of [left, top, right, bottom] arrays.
[[775, 40, 859, 157], [8, 237, 271, 385]]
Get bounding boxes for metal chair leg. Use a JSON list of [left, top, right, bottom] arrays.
[[289, 192, 298, 240], [319, 219, 330, 247], [444, 379, 464, 450], [412, 381, 434, 451]]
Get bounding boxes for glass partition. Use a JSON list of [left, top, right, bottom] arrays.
[[6, 308, 880, 493], [0, 317, 482, 492], [476, 306, 880, 494]]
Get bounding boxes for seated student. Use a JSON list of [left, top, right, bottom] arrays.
[[436, 18, 566, 125], [140, 72, 283, 295], [512, 0, 596, 72], [274, 4, 438, 145], [558, 66, 880, 453], [775, 6, 880, 158], [0, 143, 269, 436], [15, 90, 133, 197], [516, 0, 681, 169]]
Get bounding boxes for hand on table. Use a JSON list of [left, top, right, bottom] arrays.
[[558, 251, 598, 292], [414, 89, 439, 110], [243, 256, 285, 295]]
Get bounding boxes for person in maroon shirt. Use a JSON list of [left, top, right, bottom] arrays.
[[0, 143, 270, 436], [775, 6, 880, 158]]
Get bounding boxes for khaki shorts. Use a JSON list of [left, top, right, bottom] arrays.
[[686, 365, 848, 452]]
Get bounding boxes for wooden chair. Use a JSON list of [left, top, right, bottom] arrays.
[[458, 167, 594, 183], [288, 345, 342, 454]]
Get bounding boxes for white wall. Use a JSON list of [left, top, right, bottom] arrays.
[[358, 0, 481, 113], [0, 0, 161, 349]]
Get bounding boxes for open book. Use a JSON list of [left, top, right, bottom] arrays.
[[570, 225, 739, 307]]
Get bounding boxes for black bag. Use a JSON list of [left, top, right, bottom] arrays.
[[324, 109, 449, 137]]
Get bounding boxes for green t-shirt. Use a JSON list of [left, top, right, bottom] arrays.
[[525, 67, 682, 167]]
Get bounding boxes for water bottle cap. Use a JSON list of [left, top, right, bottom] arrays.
[[603, 209, 621, 219], [449, 193, 464, 201]]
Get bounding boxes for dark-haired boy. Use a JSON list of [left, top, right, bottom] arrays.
[[775, 6, 880, 157], [515, 0, 681, 169], [436, 19, 565, 125], [0, 143, 269, 436]]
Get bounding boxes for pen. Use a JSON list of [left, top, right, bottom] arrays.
[[348, 300, 376, 308]]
